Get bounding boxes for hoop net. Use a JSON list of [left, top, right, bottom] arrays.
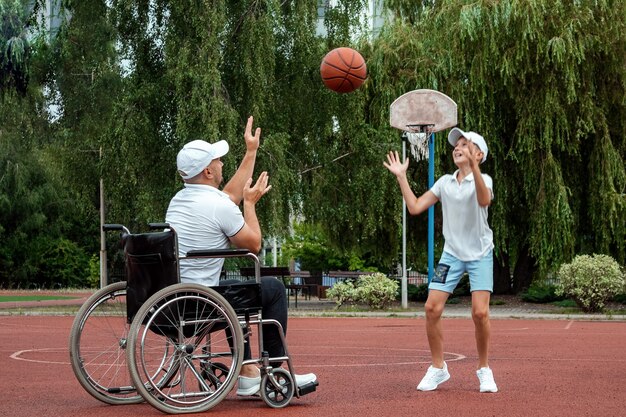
[[405, 125, 433, 162]]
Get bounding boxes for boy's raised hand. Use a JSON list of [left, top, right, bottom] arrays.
[[383, 151, 409, 178]]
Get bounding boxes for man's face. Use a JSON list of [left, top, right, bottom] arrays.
[[206, 157, 224, 186]]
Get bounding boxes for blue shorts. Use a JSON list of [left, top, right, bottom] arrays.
[[428, 250, 493, 293]]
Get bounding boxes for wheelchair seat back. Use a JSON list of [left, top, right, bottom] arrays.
[[123, 230, 179, 323]]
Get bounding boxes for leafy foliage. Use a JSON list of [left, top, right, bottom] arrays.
[[0, 0, 625, 292], [556, 254, 625, 312], [520, 283, 565, 304], [371, 0, 626, 283], [326, 272, 399, 309]]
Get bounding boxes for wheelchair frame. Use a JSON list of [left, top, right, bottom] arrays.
[[69, 223, 317, 414]]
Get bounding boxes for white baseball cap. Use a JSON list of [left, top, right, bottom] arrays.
[[448, 128, 488, 163], [176, 139, 229, 179]]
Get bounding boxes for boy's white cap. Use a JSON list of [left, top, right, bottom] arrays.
[[176, 139, 229, 179], [448, 128, 488, 163]]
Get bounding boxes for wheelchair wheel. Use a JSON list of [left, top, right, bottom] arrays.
[[127, 283, 244, 414], [201, 361, 230, 390], [69, 281, 143, 405], [260, 368, 295, 408]]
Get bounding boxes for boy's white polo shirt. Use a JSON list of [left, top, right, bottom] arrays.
[[430, 170, 494, 261], [165, 183, 245, 286]]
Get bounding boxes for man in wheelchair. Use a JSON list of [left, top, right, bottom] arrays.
[[166, 116, 317, 397]]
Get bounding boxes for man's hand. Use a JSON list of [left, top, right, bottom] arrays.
[[244, 116, 261, 153], [243, 171, 272, 205], [383, 151, 409, 178]]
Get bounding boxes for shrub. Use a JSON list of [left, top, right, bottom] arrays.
[[326, 280, 357, 307], [355, 273, 399, 309], [327, 273, 399, 309], [520, 283, 565, 303], [556, 254, 625, 312], [407, 283, 429, 302], [613, 293, 626, 304]]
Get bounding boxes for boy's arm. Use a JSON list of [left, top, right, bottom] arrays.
[[472, 168, 492, 207], [223, 116, 260, 205], [384, 151, 439, 215], [463, 142, 492, 206]]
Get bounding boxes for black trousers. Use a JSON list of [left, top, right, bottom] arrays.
[[220, 276, 288, 363]]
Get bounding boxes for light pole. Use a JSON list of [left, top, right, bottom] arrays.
[[99, 147, 106, 288], [81, 148, 106, 289]]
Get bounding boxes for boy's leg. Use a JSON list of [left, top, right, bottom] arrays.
[[467, 251, 498, 392], [426, 251, 464, 366], [424, 289, 450, 367], [471, 290, 491, 368], [467, 250, 494, 369]]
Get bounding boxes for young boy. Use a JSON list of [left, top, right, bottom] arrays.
[[383, 128, 498, 393]]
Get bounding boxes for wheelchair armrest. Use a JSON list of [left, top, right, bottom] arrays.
[[186, 248, 251, 258], [103, 224, 131, 234], [148, 222, 170, 230]]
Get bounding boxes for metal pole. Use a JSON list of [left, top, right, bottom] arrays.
[[401, 140, 408, 308], [99, 147, 107, 289], [272, 236, 278, 267], [428, 133, 435, 283]]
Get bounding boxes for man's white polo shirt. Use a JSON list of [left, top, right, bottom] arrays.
[[430, 170, 494, 261], [165, 183, 245, 286]]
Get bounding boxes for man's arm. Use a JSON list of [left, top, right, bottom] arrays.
[[228, 172, 271, 253], [223, 116, 260, 205]]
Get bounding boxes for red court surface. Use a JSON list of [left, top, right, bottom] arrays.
[[1, 315, 625, 417]]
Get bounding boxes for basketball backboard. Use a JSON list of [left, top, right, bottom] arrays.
[[389, 89, 457, 133]]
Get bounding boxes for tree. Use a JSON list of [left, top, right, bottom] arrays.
[[366, 0, 626, 291]]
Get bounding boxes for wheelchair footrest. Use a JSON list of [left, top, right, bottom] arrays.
[[297, 380, 319, 396]]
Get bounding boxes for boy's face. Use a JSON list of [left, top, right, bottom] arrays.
[[453, 137, 483, 166]]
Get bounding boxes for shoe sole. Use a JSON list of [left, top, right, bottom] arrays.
[[480, 387, 498, 393]]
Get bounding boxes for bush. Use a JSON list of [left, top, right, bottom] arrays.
[[520, 283, 565, 303], [613, 293, 626, 304], [327, 273, 399, 309], [326, 280, 357, 307], [355, 273, 399, 309], [556, 254, 625, 312], [407, 283, 429, 302]]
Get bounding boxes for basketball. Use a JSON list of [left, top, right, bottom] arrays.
[[320, 47, 367, 93]]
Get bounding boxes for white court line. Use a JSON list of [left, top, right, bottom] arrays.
[[10, 346, 467, 368], [10, 348, 69, 365]]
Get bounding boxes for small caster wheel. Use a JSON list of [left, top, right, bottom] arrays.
[[260, 368, 294, 408]]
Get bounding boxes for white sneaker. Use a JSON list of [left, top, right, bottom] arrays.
[[236, 375, 261, 396], [294, 373, 317, 386], [476, 367, 498, 393], [236, 371, 318, 396], [417, 362, 450, 391]]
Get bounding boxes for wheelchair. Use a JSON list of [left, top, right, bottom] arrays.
[[69, 223, 317, 414]]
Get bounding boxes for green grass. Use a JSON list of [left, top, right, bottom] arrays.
[[0, 295, 79, 302]]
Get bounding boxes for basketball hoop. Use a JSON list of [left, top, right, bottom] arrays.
[[390, 89, 457, 161], [404, 124, 434, 162]]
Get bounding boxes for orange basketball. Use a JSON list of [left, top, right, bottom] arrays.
[[320, 47, 367, 93]]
